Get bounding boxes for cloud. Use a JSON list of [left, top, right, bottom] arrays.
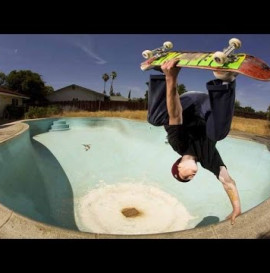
[[71, 36, 107, 65], [0, 46, 18, 55], [77, 44, 106, 64]]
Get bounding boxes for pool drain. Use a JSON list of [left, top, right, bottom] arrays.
[[121, 207, 142, 218]]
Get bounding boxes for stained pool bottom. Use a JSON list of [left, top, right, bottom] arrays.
[[74, 183, 194, 235]]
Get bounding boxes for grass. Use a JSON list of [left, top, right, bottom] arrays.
[[231, 116, 270, 137], [58, 110, 148, 121], [54, 110, 270, 137]]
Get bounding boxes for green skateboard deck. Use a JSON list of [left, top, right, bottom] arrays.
[[149, 51, 245, 68], [140, 46, 270, 81]]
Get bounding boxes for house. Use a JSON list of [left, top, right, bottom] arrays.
[[0, 87, 29, 118], [110, 95, 129, 102], [46, 84, 108, 102]]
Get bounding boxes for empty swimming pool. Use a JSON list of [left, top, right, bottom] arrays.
[[0, 117, 270, 235]]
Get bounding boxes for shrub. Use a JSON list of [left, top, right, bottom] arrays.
[[24, 105, 62, 119]]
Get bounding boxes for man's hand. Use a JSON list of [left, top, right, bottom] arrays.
[[161, 59, 181, 80], [219, 166, 241, 225], [226, 210, 241, 225], [213, 70, 238, 82]]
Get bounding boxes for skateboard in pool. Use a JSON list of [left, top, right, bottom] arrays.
[[140, 39, 270, 81]]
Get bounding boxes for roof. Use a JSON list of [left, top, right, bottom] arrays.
[[0, 87, 30, 99], [110, 95, 129, 101], [50, 84, 109, 98]]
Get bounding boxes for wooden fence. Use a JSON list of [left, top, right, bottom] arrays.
[[50, 100, 147, 111], [234, 110, 268, 120], [46, 100, 268, 120]]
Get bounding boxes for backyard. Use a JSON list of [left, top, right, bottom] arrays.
[[1, 110, 270, 137]]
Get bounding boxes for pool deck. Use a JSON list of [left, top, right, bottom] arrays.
[[0, 120, 270, 239]]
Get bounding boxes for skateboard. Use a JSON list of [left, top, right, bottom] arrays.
[[140, 39, 270, 81]]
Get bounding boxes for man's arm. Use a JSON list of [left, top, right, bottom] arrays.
[[161, 59, 182, 125], [218, 166, 241, 225]]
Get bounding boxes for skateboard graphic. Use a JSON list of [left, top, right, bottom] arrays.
[[140, 39, 270, 81]]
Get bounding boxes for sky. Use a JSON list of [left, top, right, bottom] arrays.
[[0, 34, 270, 111]]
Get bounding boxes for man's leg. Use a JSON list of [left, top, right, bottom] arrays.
[[147, 74, 169, 126], [206, 79, 236, 141]]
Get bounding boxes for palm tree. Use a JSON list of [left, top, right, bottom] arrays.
[[109, 71, 117, 96], [177, 83, 187, 96], [102, 73, 110, 94]]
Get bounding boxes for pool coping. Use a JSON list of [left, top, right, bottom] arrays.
[[0, 118, 270, 239]]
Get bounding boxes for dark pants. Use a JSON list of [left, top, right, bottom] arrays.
[[147, 74, 236, 141]]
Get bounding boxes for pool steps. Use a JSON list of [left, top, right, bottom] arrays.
[[49, 119, 70, 131]]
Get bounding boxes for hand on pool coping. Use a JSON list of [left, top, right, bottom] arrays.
[[226, 209, 241, 225]]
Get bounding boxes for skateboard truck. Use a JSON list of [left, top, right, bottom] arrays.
[[213, 38, 242, 65], [142, 41, 173, 59]]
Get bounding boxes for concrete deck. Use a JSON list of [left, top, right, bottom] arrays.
[[0, 120, 270, 239]]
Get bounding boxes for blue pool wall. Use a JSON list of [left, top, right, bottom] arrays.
[[0, 118, 78, 230]]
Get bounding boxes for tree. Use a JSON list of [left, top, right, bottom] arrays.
[[0, 72, 7, 86], [102, 73, 109, 94], [6, 70, 52, 103], [177, 84, 187, 96], [43, 85, 54, 96], [109, 71, 117, 96], [128, 90, 131, 100], [115, 92, 122, 96], [242, 106, 255, 113], [144, 90, 148, 103], [234, 100, 241, 110], [267, 105, 270, 121], [144, 81, 149, 103]]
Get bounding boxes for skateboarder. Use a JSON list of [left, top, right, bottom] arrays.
[[147, 59, 241, 225]]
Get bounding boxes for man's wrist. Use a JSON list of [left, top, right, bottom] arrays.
[[165, 76, 177, 85]]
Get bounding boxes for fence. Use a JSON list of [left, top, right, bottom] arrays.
[[234, 110, 268, 120], [46, 100, 269, 120], [50, 100, 147, 111]]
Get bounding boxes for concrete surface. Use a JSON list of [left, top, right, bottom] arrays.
[[0, 120, 269, 239]]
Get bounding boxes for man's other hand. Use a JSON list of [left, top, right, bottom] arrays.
[[161, 59, 181, 80], [226, 209, 241, 225]]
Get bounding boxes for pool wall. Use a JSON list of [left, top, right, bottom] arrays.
[[0, 118, 270, 238], [0, 119, 78, 231]]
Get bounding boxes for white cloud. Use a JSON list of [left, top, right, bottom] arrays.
[[70, 36, 107, 65], [0, 46, 18, 55], [77, 43, 106, 64]]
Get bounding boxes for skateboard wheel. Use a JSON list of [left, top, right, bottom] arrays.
[[142, 50, 153, 59], [229, 38, 241, 49], [163, 41, 173, 49], [213, 51, 227, 64]]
